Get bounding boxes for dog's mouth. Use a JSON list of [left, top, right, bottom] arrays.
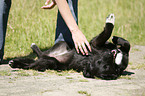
[[111, 49, 118, 57], [111, 49, 123, 65]]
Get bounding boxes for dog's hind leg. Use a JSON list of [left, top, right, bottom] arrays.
[[28, 56, 59, 71], [9, 56, 59, 71], [90, 14, 115, 47], [9, 58, 35, 69], [31, 43, 42, 57]]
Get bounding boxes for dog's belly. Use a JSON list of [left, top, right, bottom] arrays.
[[48, 48, 74, 64]]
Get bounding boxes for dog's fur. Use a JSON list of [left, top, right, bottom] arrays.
[[9, 14, 130, 80]]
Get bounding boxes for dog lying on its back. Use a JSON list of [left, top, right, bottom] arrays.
[[9, 14, 130, 80]]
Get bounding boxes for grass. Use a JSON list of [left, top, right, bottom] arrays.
[[79, 79, 89, 82], [16, 70, 44, 76], [119, 75, 133, 80], [78, 90, 91, 96], [0, 70, 11, 76], [130, 63, 145, 70], [46, 69, 77, 76], [4, 0, 145, 59], [66, 77, 73, 79]]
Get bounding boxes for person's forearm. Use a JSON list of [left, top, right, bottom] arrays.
[[55, 0, 79, 33]]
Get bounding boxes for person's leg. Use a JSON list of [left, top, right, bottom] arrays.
[[55, 0, 78, 49], [0, 0, 11, 62]]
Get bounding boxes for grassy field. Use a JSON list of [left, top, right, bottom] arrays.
[[4, 0, 145, 59]]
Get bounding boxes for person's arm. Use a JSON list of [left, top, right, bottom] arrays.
[[42, 0, 91, 55]]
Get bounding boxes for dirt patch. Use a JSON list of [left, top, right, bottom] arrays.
[[0, 45, 145, 96]]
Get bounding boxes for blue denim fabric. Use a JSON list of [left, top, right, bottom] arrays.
[[55, 0, 78, 49], [0, 0, 11, 60]]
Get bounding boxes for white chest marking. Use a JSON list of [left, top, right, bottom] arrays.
[[115, 53, 123, 65]]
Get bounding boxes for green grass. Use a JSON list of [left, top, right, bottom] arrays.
[[66, 77, 73, 79], [79, 79, 89, 82], [16, 70, 44, 76], [119, 75, 133, 80], [78, 90, 91, 96], [0, 70, 11, 76], [46, 70, 77, 76], [4, 0, 145, 59], [130, 63, 145, 70]]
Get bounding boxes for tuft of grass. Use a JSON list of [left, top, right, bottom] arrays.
[[78, 90, 91, 96], [79, 79, 89, 82], [57, 72, 70, 76], [45, 70, 58, 74], [32, 70, 44, 76], [8, 81, 13, 83], [46, 70, 70, 76], [16, 70, 44, 76], [130, 63, 145, 70], [0, 70, 11, 76], [129, 62, 133, 65], [46, 70, 76, 76], [17, 70, 31, 76], [66, 77, 73, 79], [41, 89, 53, 94], [94, 76, 101, 80], [131, 48, 141, 53], [69, 80, 77, 83], [119, 75, 132, 80]]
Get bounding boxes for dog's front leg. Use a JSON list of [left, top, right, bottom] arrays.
[[90, 14, 115, 47]]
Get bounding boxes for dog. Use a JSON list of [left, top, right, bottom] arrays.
[[9, 14, 130, 80]]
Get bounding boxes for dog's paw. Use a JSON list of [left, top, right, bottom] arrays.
[[31, 43, 38, 51], [112, 36, 119, 44], [31, 43, 36, 48], [9, 60, 14, 67], [106, 14, 115, 25]]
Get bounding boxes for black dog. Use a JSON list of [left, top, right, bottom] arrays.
[[9, 14, 130, 80]]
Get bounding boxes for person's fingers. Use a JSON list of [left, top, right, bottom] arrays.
[[41, 1, 56, 9], [81, 43, 88, 55], [78, 43, 85, 55], [45, 0, 50, 5], [48, 2, 56, 8], [85, 41, 92, 52], [74, 43, 79, 54]]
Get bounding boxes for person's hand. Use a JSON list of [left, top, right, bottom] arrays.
[[71, 29, 92, 55], [41, 0, 56, 9]]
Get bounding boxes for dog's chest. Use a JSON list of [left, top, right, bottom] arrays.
[[48, 47, 74, 64]]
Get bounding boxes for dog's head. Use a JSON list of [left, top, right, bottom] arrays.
[[83, 50, 122, 80]]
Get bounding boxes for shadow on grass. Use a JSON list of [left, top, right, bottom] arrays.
[[122, 71, 135, 76], [1, 47, 52, 65]]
